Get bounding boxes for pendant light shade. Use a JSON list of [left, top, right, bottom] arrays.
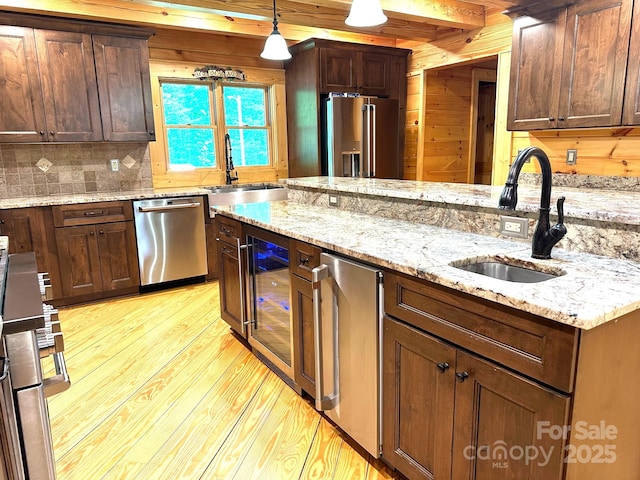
[[260, 0, 291, 60], [345, 0, 388, 27]]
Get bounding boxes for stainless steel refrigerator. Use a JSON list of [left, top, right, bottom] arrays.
[[326, 95, 400, 178]]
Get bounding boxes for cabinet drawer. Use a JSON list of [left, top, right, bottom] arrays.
[[217, 239, 238, 260], [52, 201, 132, 227], [215, 215, 242, 244], [384, 270, 579, 392], [290, 239, 322, 281]]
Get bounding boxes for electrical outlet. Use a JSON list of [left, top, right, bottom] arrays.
[[499, 216, 529, 239], [328, 194, 340, 207], [566, 149, 577, 165], [110, 158, 119, 172]]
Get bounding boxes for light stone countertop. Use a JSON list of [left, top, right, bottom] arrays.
[[0, 187, 211, 209], [214, 200, 640, 331], [283, 177, 640, 225]]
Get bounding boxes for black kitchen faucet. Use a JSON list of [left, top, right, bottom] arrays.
[[225, 133, 238, 185], [499, 146, 567, 259]]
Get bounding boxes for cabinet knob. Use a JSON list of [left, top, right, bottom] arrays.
[[558, 116, 565, 121], [455, 371, 469, 383], [149, 131, 155, 136], [39, 131, 45, 136], [0, 219, 4, 224], [300, 257, 310, 265], [99, 230, 104, 235], [436, 362, 450, 372], [90, 231, 95, 236], [548, 117, 555, 121], [50, 131, 55, 136]]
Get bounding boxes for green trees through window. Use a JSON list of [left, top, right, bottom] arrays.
[[160, 81, 271, 170]]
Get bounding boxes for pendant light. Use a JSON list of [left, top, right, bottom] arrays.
[[260, 0, 292, 60], [345, 0, 388, 27]]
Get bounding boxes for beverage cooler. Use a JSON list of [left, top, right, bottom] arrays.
[[244, 226, 293, 379]]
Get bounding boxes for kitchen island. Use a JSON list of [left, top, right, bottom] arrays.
[[212, 176, 640, 480]]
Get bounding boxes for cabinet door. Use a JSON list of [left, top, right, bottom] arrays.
[[217, 238, 245, 336], [96, 221, 140, 291], [319, 48, 358, 94], [507, 10, 566, 131], [291, 273, 315, 396], [0, 26, 47, 142], [34, 30, 102, 142], [55, 225, 103, 297], [558, 0, 633, 128], [622, 0, 640, 124], [93, 35, 155, 141], [382, 316, 456, 480], [452, 351, 570, 480], [358, 52, 391, 97]]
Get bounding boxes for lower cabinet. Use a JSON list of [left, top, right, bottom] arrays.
[[214, 215, 245, 336], [383, 316, 570, 480], [53, 201, 139, 301]]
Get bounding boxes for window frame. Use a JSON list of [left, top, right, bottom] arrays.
[[158, 78, 275, 172]]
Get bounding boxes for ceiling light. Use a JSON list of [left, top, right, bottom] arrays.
[[345, 0, 388, 27], [260, 0, 291, 60]]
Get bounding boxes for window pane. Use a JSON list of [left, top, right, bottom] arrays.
[[162, 83, 211, 126], [223, 86, 266, 126], [166, 128, 216, 168], [227, 129, 269, 166]]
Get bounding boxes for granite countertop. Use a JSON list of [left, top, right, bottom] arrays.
[[214, 200, 640, 331], [283, 177, 640, 225], [0, 187, 211, 209]]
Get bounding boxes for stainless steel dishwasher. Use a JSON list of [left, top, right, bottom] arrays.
[[133, 196, 208, 286]]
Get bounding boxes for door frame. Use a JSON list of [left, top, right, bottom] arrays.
[[467, 68, 498, 184]]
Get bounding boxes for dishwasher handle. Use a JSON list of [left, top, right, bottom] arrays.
[[312, 264, 337, 411], [137, 202, 201, 213]]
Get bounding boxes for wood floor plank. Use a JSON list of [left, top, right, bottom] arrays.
[[47, 282, 401, 480], [53, 322, 243, 478]]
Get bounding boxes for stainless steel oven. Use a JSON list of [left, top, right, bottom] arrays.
[[0, 251, 70, 479]]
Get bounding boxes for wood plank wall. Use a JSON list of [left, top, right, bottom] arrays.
[[401, 9, 640, 184], [148, 29, 289, 188]]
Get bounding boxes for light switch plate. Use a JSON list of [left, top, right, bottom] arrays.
[[566, 149, 577, 165], [110, 158, 119, 172]]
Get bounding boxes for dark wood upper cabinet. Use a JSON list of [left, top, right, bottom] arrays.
[[0, 26, 47, 142], [93, 35, 155, 141], [319, 48, 391, 97], [623, 0, 640, 124], [508, 0, 635, 130], [35, 29, 103, 142], [0, 13, 154, 143]]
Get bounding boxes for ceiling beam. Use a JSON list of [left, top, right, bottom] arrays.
[[0, 0, 402, 45], [126, 0, 449, 41]]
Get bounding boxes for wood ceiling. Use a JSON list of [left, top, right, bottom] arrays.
[[1, 0, 524, 45]]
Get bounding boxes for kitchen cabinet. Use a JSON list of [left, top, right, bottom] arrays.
[[0, 207, 62, 298], [285, 38, 410, 177], [215, 215, 246, 336], [507, 0, 635, 130], [623, 0, 640, 124], [0, 13, 155, 143], [93, 35, 155, 141], [289, 239, 322, 397], [382, 271, 575, 480], [52, 201, 139, 300], [319, 48, 391, 97]]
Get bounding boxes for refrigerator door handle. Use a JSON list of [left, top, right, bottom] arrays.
[[370, 104, 377, 177], [312, 264, 337, 411]]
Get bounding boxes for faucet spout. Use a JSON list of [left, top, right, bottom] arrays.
[[225, 133, 238, 185], [499, 147, 566, 259]]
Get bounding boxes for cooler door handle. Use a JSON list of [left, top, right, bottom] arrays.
[[312, 264, 337, 411]]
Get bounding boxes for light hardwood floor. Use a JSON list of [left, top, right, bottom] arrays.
[[45, 281, 398, 480]]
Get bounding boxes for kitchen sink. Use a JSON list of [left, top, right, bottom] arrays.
[[206, 183, 288, 207], [451, 257, 566, 283]]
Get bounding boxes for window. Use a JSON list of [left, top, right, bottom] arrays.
[[223, 86, 270, 167], [159, 81, 271, 170]]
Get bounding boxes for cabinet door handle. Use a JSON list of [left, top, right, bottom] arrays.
[[455, 371, 469, 382], [84, 210, 104, 216], [437, 362, 450, 372]]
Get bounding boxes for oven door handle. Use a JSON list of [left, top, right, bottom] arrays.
[[43, 352, 70, 398], [312, 264, 337, 411]]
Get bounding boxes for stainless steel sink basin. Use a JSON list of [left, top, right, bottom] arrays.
[[206, 183, 288, 207], [451, 258, 565, 283]]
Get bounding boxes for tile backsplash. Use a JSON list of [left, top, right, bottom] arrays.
[[0, 143, 153, 198]]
